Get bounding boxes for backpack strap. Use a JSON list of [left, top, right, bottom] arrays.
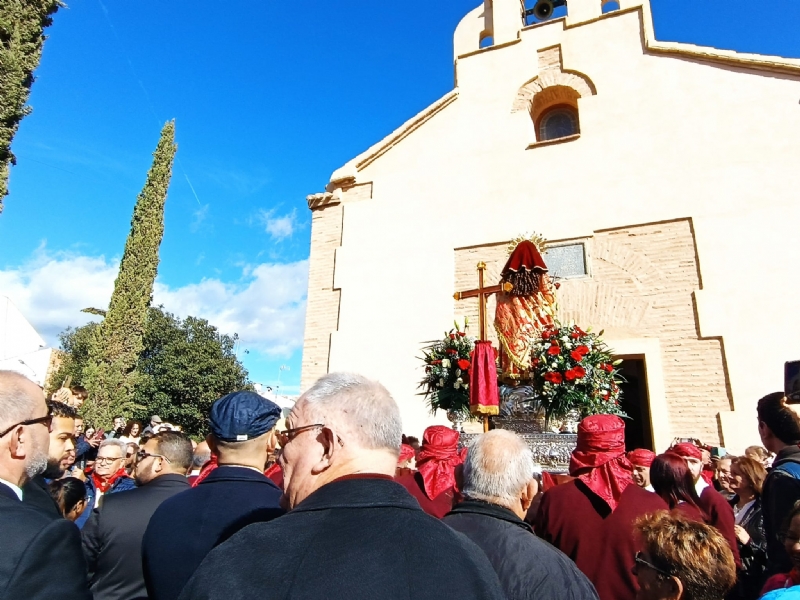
[[773, 461, 800, 479]]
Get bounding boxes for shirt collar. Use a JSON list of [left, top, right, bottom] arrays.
[[0, 478, 23, 501], [695, 477, 709, 496], [446, 499, 532, 532]]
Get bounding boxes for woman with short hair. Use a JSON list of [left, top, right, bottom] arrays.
[[633, 510, 736, 600]]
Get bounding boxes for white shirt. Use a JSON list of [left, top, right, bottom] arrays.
[[0, 477, 23, 501], [695, 477, 709, 497], [734, 499, 756, 525]]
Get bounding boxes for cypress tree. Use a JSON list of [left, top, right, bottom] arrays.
[[0, 0, 61, 212], [83, 121, 177, 426]]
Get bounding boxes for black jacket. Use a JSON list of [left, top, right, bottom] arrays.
[[143, 466, 285, 600], [444, 500, 599, 600], [178, 476, 507, 600], [762, 445, 800, 576], [0, 483, 91, 600], [21, 474, 61, 517], [82, 474, 190, 600], [729, 496, 767, 600]]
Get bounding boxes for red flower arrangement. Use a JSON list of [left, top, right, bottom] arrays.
[[419, 320, 475, 417], [530, 320, 625, 423]]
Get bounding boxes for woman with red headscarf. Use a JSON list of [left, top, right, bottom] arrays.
[[395, 426, 463, 518], [535, 415, 668, 600]]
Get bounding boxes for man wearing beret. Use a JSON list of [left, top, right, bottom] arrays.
[[142, 391, 285, 600]]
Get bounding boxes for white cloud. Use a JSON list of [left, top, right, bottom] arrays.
[[259, 209, 296, 241], [0, 248, 308, 358]]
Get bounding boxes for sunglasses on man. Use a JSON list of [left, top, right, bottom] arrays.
[[0, 413, 53, 438]]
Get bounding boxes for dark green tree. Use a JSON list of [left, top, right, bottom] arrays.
[[49, 306, 251, 437], [83, 121, 177, 426], [0, 0, 61, 211]]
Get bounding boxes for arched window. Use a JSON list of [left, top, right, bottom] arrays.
[[537, 106, 579, 142]]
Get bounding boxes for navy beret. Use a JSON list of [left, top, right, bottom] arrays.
[[209, 391, 282, 442]]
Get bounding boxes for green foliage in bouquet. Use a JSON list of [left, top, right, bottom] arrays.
[[530, 320, 626, 424], [419, 320, 474, 418]]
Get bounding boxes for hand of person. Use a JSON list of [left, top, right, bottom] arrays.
[[51, 387, 72, 403], [734, 524, 750, 545], [87, 437, 101, 448]]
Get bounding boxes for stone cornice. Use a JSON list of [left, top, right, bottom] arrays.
[[328, 90, 459, 186], [307, 191, 340, 211]]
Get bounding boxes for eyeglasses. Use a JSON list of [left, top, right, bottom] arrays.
[[95, 456, 124, 465], [0, 413, 53, 438], [276, 423, 325, 448], [634, 552, 673, 579], [136, 450, 171, 463]]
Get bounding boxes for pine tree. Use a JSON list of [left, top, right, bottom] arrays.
[[0, 0, 61, 212], [83, 121, 177, 426]]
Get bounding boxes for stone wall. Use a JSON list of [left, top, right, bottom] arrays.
[[454, 218, 731, 444]]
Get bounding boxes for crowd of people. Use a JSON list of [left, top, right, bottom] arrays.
[[3, 369, 800, 600]]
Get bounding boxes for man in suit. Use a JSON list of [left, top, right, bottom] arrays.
[[82, 430, 192, 600], [179, 373, 506, 600], [143, 391, 285, 600], [22, 399, 77, 516], [0, 370, 91, 599]]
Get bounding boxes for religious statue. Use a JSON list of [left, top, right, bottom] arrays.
[[494, 235, 557, 379]]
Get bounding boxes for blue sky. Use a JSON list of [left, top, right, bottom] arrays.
[[1, 0, 798, 394]]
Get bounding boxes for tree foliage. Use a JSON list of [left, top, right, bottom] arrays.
[[0, 0, 61, 210], [83, 121, 176, 425], [49, 307, 252, 437]]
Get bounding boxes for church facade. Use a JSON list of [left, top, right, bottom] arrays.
[[301, 0, 800, 452]]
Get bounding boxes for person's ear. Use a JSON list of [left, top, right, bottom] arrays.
[[8, 426, 26, 459], [520, 479, 538, 512], [206, 434, 219, 456], [265, 429, 278, 454], [666, 575, 683, 600], [311, 426, 337, 475]]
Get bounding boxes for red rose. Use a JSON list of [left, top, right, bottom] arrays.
[[542, 330, 552, 340], [607, 364, 614, 373], [573, 366, 586, 378], [574, 326, 586, 337], [449, 334, 456, 340], [565, 368, 577, 382], [576, 345, 589, 356], [458, 359, 471, 370], [544, 371, 563, 384], [570, 349, 584, 362], [571, 332, 580, 339], [547, 344, 561, 356], [458, 331, 466, 337], [447, 348, 458, 355]]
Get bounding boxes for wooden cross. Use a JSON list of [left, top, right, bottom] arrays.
[[454, 262, 512, 432], [453, 262, 513, 341]]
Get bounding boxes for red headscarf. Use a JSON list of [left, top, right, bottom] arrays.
[[416, 426, 462, 500], [627, 448, 656, 468], [668, 442, 702, 461], [569, 415, 633, 511], [398, 444, 416, 465]]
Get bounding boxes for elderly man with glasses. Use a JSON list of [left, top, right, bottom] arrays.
[[82, 430, 192, 600], [74, 438, 136, 528], [179, 372, 506, 600], [0, 370, 92, 599], [143, 391, 285, 600]]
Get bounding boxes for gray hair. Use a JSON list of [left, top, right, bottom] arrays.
[[193, 448, 212, 469], [300, 372, 402, 455], [0, 370, 40, 428], [98, 438, 128, 456], [462, 430, 535, 506]]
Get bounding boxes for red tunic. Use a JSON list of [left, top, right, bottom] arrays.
[[699, 485, 742, 568], [535, 480, 668, 600], [395, 472, 455, 519]]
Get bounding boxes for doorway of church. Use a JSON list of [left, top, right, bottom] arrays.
[[614, 357, 654, 451]]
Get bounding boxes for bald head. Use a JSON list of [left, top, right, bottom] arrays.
[[463, 430, 535, 506], [0, 371, 44, 429]]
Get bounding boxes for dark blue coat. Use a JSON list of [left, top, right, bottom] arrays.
[[143, 465, 284, 600], [178, 476, 507, 600]]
